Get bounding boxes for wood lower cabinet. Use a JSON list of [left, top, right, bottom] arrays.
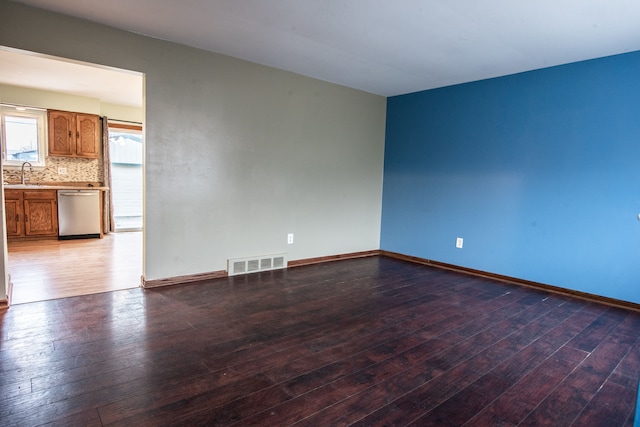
[[4, 191, 23, 237], [48, 110, 100, 159], [5, 190, 58, 239]]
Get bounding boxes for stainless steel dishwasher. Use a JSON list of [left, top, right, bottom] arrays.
[[57, 189, 101, 239]]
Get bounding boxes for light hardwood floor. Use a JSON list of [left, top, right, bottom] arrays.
[[7, 231, 142, 305]]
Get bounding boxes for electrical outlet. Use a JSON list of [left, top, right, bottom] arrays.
[[58, 167, 67, 175], [456, 237, 463, 249], [287, 233, 294, 244]]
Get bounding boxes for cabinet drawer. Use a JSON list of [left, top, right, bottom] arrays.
[[4, 190, 23, 200], [23, 190, 57, 200]]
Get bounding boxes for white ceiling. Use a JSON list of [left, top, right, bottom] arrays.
[[5, 0, 640, 99], [0, 48, 143, 107]]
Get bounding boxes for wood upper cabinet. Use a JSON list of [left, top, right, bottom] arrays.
[[5, 189, 58, 239], [48, 110, 74, 157], [48, 110, 100, 159], [76, 113, 101, 158]]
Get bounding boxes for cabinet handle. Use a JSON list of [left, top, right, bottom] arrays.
[[69, 130, 72, 138], [16, 214, 19, 222], [25, 214, 28, 222], [77, 131, 80, 139]]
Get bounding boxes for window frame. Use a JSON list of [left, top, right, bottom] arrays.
[[0, 104, 47, 168]]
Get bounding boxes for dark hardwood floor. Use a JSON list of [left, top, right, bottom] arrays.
[[1, 256, 639, 426]]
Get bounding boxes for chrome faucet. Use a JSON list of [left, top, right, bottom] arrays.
[[21, 161, 32, 185]]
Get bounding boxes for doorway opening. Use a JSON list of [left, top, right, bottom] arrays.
[[0, 47, 145, 305], [109, 123, 143, 232]]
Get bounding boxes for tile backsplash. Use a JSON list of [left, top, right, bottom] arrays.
[[3, 157, 103, 184]]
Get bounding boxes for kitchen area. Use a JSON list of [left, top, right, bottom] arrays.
[[4, 109, 107, 241], [0, 48, 144, 305]]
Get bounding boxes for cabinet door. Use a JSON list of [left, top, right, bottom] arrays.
[[4, 198, 24, 237], [76, 114, 100, 158], [48, 110, 75, 156], [24, 190, 58, 237]]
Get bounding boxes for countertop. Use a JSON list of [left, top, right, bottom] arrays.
[[4, 184, 109, 191]]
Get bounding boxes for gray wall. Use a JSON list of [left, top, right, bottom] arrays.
[[0, 1, 386, 283]]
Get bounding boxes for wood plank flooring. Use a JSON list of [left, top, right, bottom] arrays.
[[1, 256, 639, 426], [7, 232, 142, 304]]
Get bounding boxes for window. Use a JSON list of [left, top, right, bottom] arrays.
[[109, 126, 143, 165], [0, 105, 47, 167]]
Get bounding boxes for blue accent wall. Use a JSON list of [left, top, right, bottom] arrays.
[[381, 51, 640, 303]]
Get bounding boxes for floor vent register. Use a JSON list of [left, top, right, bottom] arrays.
[[227, 253, 287, 276]]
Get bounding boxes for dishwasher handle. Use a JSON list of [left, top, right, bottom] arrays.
[[59, 192, 99, 196]]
